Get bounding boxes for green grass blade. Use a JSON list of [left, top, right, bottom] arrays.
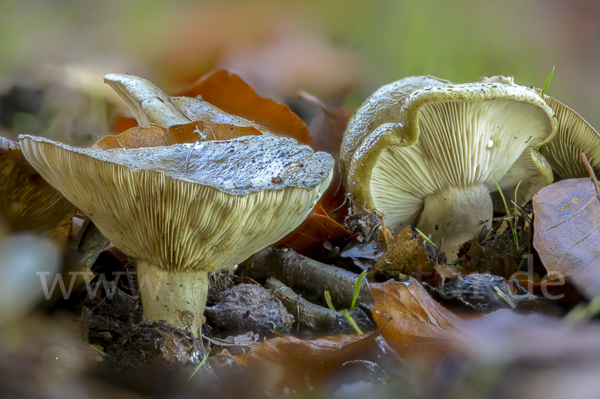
[[541, 66, 555, 100], [324, 291, 337, 312], [513, 179, 524, 250], [494, 174, 519, 249], [350, 270, 367, 310], [415, 227, 437, 248], [341, 309, 363, 335], [277, 320, 295, 333], [188, 351, 210, 382]]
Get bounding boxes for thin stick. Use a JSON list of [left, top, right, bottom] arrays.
[[580, 152, 600, 198]]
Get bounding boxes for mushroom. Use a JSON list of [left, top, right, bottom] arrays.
[[479, 76, 600, 179], [0, 136, 77, 244], [539, 95, 600, 179], [340, 76, 557, 258], [19, 134, 333, 335], [104, 73, 268, 131]]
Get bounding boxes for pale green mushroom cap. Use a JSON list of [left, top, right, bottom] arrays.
[[540, 95, 600, 179], [341, 77, 557, 244], [19, 134, 333, 273]]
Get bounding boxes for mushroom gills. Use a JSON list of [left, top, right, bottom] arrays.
[[368, 99, 552, 258]]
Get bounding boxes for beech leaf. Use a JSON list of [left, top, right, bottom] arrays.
[[371, 279, 468, 356], [235, 333, 379, 392], [275, 204, 350, 256], [533, 177, 600, 297], [92, 121, 263, 150], [178, 69, 315, 148]]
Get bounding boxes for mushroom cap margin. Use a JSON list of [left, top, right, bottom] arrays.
[[19, 134, 334, 272]]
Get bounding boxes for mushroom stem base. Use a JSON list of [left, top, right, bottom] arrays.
[[137, 260, 208, 337], [417, 184, 492, 260]]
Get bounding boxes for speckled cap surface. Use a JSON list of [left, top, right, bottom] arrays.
[[19, 134, 333, 272]]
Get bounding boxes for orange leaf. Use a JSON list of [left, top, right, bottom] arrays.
[[371, 279, 468, 357], [92, 121, 263, 150], [235, 333, 378, 392], [275, 204, 350, 256], [300, 91, 355, 212], [168, 121, 262, 142], [92, 124, 169, 149], [178, 69, 315, 148], [111, 113, 138, 134]]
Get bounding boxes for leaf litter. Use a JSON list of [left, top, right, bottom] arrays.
[[4, 69, 600, 399]]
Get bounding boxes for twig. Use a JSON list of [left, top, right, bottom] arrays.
[[580, 152, 600, 198], [265, 278, 351, 331], [243, 248, 374, 309]]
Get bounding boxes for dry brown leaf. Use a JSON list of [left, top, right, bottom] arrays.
[[533, 177, 600, 297], [0, 138, 77, 244], [371, 279, 468, 357], [92, 121, 263, 150], [235, 333, 379, 392], [275, 204, 350, 256], [110, 112, 138, 134], [301, 91, 355, 212], [178, 70, 315, 148], [368, 226, 435, 282]]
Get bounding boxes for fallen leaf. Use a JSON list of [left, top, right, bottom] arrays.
[[371, 279, 468, 356], [368, 226, 435, 283], [92, 121, 262, 150], [235, 332, 386, 392], [301, 91, 355, 212], [533, 178, 600, 297], [0, 137, 77, 244], [110, 112, 138, 133], [178, 69, 315, 148], [275, 204, 350, 256]]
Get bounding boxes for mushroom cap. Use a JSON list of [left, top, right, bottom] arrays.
[[104, 73, 267, 132], [540, 95, 600, 179], [19, 134, 333, 272], [340, 76, 557, 231], [0, 137, 76, 243]]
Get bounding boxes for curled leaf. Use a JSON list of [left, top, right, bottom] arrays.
[[179, 69, 314, 148], [371, 279, 468, 356]]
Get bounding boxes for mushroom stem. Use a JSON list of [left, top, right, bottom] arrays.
[[417, 184, 492, 260], [137, 260, 208, 336]]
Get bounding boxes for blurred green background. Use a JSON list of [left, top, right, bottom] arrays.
[[1, 0, 598, 141]]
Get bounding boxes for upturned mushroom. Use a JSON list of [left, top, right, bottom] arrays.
[[104, 73, 268, 131], [19, 134, 333, 335], [340, 76, 557, 258], [539, 95, 600, 179], [480, 76, 600, 179]]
